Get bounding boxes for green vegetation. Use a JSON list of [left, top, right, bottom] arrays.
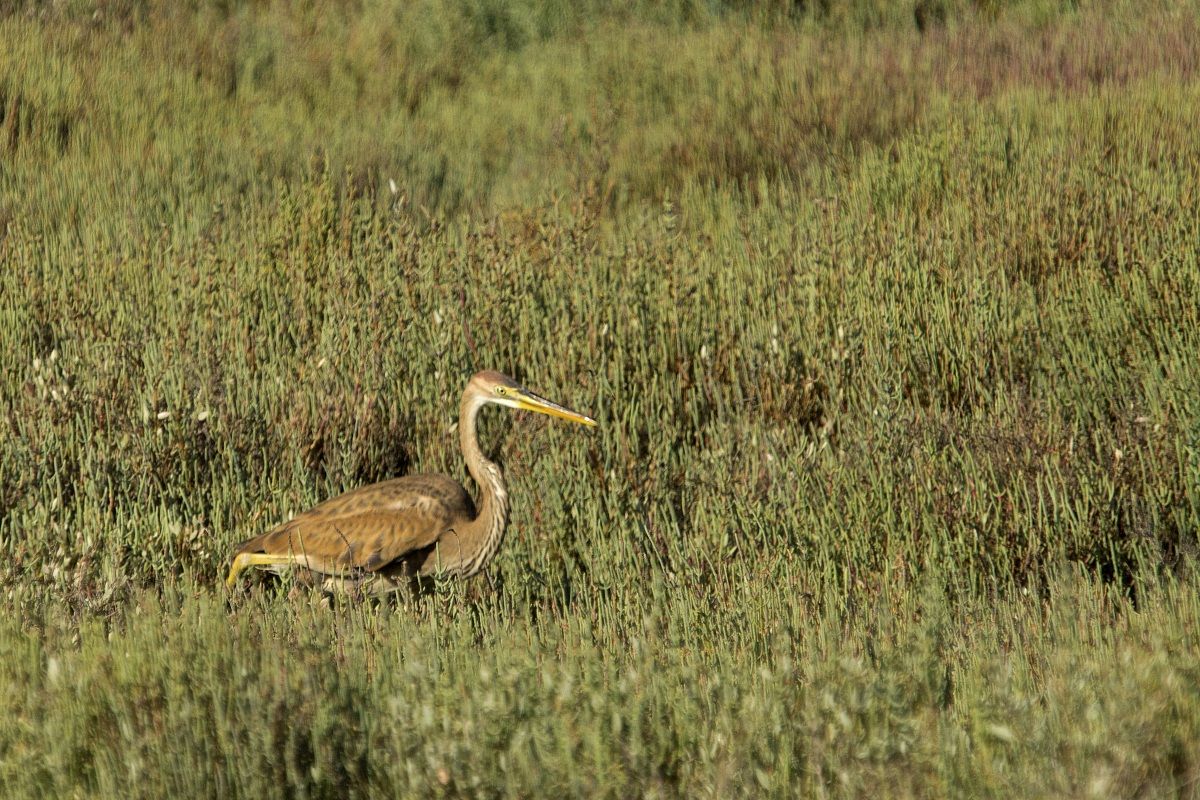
[[2, 0, 1200, 795]]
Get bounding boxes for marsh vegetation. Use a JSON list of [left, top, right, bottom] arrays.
[[2, 1, 1199, 795]]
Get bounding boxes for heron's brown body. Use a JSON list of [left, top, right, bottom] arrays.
[[224, 370, 594, 595]]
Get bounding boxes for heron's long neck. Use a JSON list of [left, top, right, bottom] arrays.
[[458, 394, 509, 576]]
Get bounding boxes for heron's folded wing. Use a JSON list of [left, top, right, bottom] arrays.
[[236, 502, 461, 574]]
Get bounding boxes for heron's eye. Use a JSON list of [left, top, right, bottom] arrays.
[[496, 387, 506, 396]]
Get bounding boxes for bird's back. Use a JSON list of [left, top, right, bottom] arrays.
[[232, 474, 476, 577]]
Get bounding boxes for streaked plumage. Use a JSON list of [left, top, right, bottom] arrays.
[[224, 370, 595, 595]]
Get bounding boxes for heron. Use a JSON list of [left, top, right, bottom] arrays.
[[224, 370, 596, 595]]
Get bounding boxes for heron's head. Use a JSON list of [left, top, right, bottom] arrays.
[[469, 370, 597, 427]]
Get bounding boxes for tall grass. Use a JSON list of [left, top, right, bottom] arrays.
[[2, 0, 1199, 796]]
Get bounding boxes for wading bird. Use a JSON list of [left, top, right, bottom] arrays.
[[224, 371, 596, 595]]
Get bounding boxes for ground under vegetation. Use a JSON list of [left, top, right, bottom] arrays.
[[2, 0, 1199, 796]]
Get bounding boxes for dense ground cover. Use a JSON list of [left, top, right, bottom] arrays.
[[2, 0, 1199, 795]]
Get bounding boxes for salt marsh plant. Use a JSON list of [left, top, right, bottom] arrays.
[[1, 0, 1199, 796]]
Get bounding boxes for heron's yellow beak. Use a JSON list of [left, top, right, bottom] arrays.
[[514, 389, 597, 427]]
